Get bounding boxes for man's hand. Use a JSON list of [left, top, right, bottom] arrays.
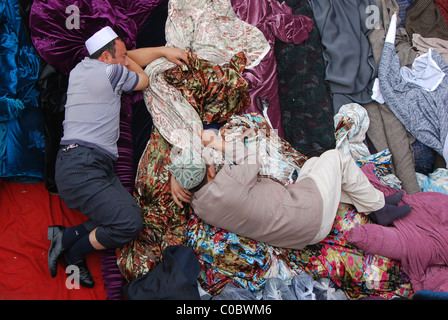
[[170, 174, 192, 208], [163, 47, 188, 67], [126, 46, 188, 68]]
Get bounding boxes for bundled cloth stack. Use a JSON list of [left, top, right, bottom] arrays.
[[1, 0, 448, 300]]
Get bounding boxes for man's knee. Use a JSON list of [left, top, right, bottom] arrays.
[[102, 206, 143, 248], [121, 208, 143, 243]]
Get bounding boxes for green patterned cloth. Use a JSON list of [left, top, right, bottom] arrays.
[[169, 148, 206, 190]]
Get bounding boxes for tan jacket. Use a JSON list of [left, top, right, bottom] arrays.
[[191, 142, 323, 250]]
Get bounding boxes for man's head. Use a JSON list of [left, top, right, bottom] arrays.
[[85, 26, 129, 67], [169, 149, 207, 191]]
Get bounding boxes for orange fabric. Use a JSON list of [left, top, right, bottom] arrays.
[[0, 179, 107, 300]]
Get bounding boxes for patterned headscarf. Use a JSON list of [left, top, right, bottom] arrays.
[[169, 148, 206, 190]]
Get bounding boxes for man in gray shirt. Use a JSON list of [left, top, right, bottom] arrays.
[[47, 26, 188, 288]]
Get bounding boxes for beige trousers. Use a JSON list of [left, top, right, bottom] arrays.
[[297, 149, 385, 244]]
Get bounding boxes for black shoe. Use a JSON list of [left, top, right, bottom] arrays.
[[47, 225, 66, 278], [67, 259, 95, 288]]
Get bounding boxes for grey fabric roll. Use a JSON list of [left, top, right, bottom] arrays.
[[308, 0, 378, 113]]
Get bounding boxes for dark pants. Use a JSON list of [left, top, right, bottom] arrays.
[[55, 145, 142, 248]]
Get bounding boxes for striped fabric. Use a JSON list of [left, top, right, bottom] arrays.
[[395, 0, 412, 28]]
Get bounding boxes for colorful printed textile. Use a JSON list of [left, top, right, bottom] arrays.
[[231, 0, 314, 137], [165, 0, 270, 69], [184, 115, 411, 299], [118, 53, 252, 281], [163, 51, 250, 125], [395, 0, 412, 28], [186, 213, 272, 295], [117, 127, 193, 281], [143, 0, 270, 153], [220, 113, 308, 184], [275, 202, 413, 300], [351, 164, 448, 293], [356, 149, 402, 190], [417, 168, 448, 194]]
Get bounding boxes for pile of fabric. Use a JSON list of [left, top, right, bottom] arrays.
[[1, 0, 448, 300]]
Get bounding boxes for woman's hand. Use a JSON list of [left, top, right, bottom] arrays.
[[170, 174, 192, 208], [201, 129, 219, 147]]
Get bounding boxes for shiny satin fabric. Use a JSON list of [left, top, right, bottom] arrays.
[[231, 0, 314, 138], [29, 0, 165, 75], [0, 0, 44, 182]]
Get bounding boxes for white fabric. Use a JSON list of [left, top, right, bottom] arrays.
[[372, 13, 397, 103], [85, 26, 119, 55], [385, 13, 397, 44], [371, 78, 385, 103], [400, 49, 446, 91]]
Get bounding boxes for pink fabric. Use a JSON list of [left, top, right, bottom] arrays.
[[349, 164, 448, 292], [231, 0, 313, 138]]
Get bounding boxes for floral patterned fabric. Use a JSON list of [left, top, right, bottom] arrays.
[[121, 0, 413, 297], [163, 51, 250, 125], [117, 53, 252, 281], [142, 0, 270, 153], [184, 115, 412, 299], [117, 126, 192, 281], [334, 103, 371, 161], [220, 113, 308, 184], [121, 107, 413, 299], [275, 202, 413, 300]]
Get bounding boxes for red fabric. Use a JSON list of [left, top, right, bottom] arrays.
[[435, 0, 448, 25], [0, 179, 107, 300]]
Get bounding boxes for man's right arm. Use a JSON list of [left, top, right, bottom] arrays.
[[125, 56, 149, 91]]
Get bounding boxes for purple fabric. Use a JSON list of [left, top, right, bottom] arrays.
[[231, 0, 313, 138], [29, 0, 164, 75], [28, 0, 165, 300], [353, 164, 448, 293]]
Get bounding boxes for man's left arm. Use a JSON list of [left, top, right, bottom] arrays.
[[127, 46, 188, 68]]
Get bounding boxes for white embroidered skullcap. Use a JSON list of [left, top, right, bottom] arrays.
[[169, 148, 206, 190], [85, 26, 119, 55]]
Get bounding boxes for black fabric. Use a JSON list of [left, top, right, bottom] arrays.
[[19, 0, 68, 193], [275, 0, 335, 157], [38, 64, 68, 194], [123, 245, 201, 300], [131, 0, 169, 171]]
